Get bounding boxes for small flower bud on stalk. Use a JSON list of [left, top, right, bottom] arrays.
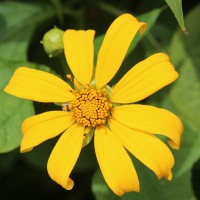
[[41, 27, 64, 57]]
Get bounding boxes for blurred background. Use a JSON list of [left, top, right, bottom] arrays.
[[0, 0, 200, 199]]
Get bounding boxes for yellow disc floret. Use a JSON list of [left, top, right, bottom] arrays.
[[69, 88, 112, 127]]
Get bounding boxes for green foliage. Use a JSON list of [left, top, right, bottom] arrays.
[[0, 1, 53, 61], [168, 5, 200, 177], [165, 0, 187, 33], [0, 1, 56, 152], [0, 62, 35, 152], [170, 58, 200, 131]]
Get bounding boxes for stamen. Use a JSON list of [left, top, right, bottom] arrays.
[[69, 87, 112, 127], [69, 89, 76, 96], [73, 78, 82, 91], [66, 74, 82, 91], [66, 74, 73, 82], [62, 104, 69, 111]]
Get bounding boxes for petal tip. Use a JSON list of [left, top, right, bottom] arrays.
[[168, 140, 180, 150], [3, 85, 9, 93], [20, 146, 33, 153], [65, 178, 74, 190], [167, 171, 173, 181], [139, 23, 147, 35]]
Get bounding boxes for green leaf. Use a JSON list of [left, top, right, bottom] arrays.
[[168, 58, 200, 177], [174, 121, 200, 177], [167, 11, 200, 176], [169, 31, 187, 67], [169, 58, 200, 131], [94, 34, 104, 60], [165, 0, 187, 33], [94, 8, 163, 60], [169, 4, 200, 131], [180, 4, 200, 75], [0, 1, 54, 61], [0, 61, 35, 153]]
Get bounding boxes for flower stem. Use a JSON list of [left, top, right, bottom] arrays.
[[50, 0, 65, 26], [145, 33, 167, 53]]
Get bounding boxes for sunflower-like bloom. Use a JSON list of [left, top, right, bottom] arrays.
[[4, 14, 183, 196]]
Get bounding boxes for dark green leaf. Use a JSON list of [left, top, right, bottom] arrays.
[[165, 0, 187, 33], [94, 34, 104, 61], [0, 1, 54, 61], [0, 61, 35, 152]]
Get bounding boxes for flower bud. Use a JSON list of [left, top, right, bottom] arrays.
[[41, 27, 64, 57]]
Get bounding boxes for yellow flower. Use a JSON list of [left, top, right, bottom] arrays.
[[4, 14, 183, 196]]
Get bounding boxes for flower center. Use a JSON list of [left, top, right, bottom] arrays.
[[69, 88, 112, 127]]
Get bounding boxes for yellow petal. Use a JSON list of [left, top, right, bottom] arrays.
[[94, 126, 139, 196], [112, 104, 183, 149], [110, 53, 179, 103], [109, 118, 174, 180], [4, 67, 74, 102], [95, 14, 147, 89], [63, 30, 95, 86], [21, 111, 75, 152], [47, 123, 84, 190]]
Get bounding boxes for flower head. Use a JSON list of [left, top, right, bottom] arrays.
[[4, 14, 183, 196]]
